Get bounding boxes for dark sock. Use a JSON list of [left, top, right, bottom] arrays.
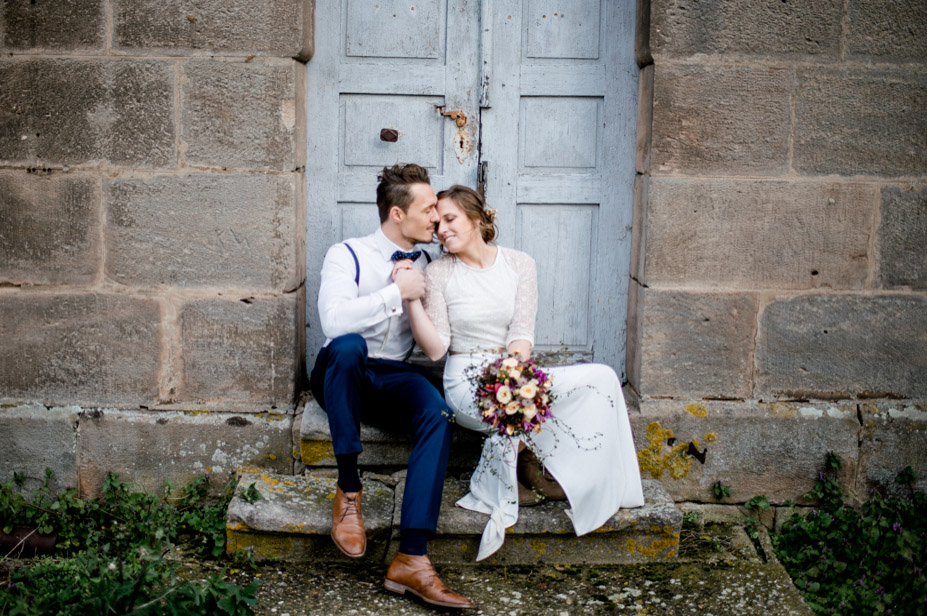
[[398, 529, 429, 556], [335, 453, 361, 493]]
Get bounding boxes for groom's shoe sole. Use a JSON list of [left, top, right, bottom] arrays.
[[384, 579, 473, 609]]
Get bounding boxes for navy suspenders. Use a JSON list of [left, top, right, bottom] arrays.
[[342, 242, 431, 286], [343, 242, 360, 285]]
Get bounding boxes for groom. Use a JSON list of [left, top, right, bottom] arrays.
[[310, 163, 473, 610]]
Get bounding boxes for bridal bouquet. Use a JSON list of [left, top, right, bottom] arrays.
[[474, 354, 554, 437]]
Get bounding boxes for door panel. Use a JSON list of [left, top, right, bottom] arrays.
[[482, 0, 637, 376], [306, 0, 480, 356], [307, 0, 637, 378]]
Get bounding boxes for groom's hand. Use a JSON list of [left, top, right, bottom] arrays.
[[394, 267, 426, 301]]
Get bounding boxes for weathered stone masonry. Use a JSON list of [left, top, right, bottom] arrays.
[[0, 0, 924, 510], [628, 0, 927, 503], [0, 0, 312, 495]]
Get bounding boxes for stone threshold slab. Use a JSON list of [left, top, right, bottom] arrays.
[[298, 397, 483, 468], [226, 472, 681, 565]]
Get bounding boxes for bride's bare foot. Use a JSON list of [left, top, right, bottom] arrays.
[[517, 448, 567, 501]]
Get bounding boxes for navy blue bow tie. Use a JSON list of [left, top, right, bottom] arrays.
[[391, 250, 422, 262]]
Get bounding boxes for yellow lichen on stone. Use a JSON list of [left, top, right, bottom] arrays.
[[685, 402, 708, 417], [267, 453, 277, 460], [227, 531, 296, 560], [300, 439, 335, 466], [637, 422, 692, 480], [256, 411, 286, 422], [704, 432, 718, 442], [624, 532, 679, 559], [529, 538, 546, 556], [763, 402, 798, 418], [185, 409, 211, 416]]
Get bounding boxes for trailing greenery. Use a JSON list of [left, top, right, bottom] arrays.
[[773, 453, 927, 615], [0, 549, 257, 615], [0, 469, 258, 615], [712, 480, 731, 500]]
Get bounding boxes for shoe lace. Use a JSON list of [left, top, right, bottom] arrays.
[[340, 495, 360, 521]]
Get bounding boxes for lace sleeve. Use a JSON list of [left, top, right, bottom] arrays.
[[505, 248, 537, 348], [423, 257, 452, 352]]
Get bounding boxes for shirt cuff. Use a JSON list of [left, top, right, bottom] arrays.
[[379, 283, 403, 318]]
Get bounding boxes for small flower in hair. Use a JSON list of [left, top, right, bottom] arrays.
[[485, 207, 497, 222]]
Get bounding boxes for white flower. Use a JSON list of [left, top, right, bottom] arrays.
[[522, 405, 537, 421], [505, 401, 520, 415], [519, 382, 538, 398], [502, 357, 519, 368], [510, 369, 522, 380], [496, 385, 513, 404], [108, 562, 117, 571], [505, 425, 515, 436]]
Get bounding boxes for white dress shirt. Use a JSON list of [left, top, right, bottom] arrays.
[[318, 227, 439, 361]]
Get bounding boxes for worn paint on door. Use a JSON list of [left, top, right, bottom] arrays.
[[306, 0, 638, 379]]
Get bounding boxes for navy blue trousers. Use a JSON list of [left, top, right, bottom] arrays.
[[309, 334, 451, 533]]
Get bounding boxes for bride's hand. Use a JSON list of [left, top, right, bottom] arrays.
[[391, 259, 413, 280]]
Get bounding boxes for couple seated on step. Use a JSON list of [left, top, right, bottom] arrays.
[[310, 163, 644, 610]]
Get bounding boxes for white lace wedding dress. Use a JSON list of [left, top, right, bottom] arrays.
[[423, 246, 645, 561]]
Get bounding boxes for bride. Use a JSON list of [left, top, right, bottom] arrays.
[[401, 185, 644, 561]]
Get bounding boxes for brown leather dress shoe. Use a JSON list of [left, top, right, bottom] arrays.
[[331, 485, 366, 558], [384, 553, 474, 609]]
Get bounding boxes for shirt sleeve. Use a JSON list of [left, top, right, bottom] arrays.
[[506, 249, 537, 348], [317, 243, 403, 339], [423, 259, 452, 353]]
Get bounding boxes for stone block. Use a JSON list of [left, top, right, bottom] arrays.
[[631, 399, 860, 504], [226, 472, 394, 561], [677, 503, 774, 530], [794, 68, 927, 177], [847, 0, 927, 62], [113, 0, 304, 56], [0, 59, 174, 167], [104, 174, 301, 291], [77, 409, 293, 499], [0, 293, 161, 407], [859, 402, 927, 498], [756, 294, 927, 399], [0, 405, 79, 495], [0, 171, 100, 285], [182, 60, 305, 170], [879, 185, 927, 289], [178, 295, 301, 409], [650, 0, 842, 58], [628, 288, 757, 398], [651, 63, 791, 175], [1, 0, 104, 50], [642, 178, 876, 289], [298, 398, 483, 470], [389, 478, 681, 565]]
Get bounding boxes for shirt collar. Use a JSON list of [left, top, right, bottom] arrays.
[[374, 227, 409, 261]]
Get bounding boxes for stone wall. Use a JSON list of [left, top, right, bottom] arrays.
[[629, 0, 927, 501], [0, 1, 312, 494]]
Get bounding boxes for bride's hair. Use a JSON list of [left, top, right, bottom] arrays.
[[436, 185, 498, 243]]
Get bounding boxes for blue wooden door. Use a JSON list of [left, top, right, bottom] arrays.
[[306, 0, 638, 378]]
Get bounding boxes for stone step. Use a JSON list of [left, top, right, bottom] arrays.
[[298, 398, 484, 470], [226, 471, 682, 565]]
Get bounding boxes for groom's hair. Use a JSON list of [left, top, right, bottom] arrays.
[[376, 163, 431, 223]]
